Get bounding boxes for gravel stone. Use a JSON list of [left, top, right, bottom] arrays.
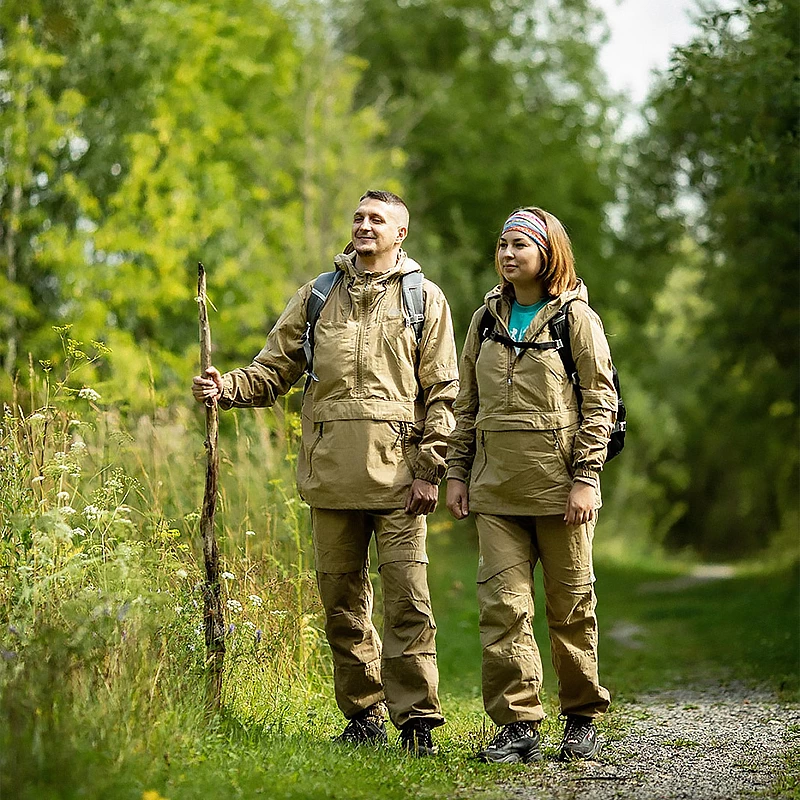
[[490, 685, 799, 799]]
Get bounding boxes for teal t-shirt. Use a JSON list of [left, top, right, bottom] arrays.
[[508, 298, 550, 350]]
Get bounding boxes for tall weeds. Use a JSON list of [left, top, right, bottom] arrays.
[[0, 331, 328, 796]]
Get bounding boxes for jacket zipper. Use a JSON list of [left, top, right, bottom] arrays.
[[354, 274, 371, 397], [505, 349, 514, 406]]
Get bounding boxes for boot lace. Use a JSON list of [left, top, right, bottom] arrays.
[[562, 715, 592, 745], [490, 721, 535, 748]]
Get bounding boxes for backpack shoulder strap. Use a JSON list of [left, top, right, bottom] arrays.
[[303, 270, 343, 381], [549, 299, 579, 385], [477, 308, 496, 344], [401, 271, 425, 342], [478, 306, 560, 351]]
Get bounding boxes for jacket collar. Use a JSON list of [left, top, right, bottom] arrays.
[[333, 248, 422, 284], [483, 279, 589, 336]]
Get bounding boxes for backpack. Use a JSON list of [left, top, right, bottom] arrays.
[[478, 299, 626, 461], [302, 269, 425, 382]]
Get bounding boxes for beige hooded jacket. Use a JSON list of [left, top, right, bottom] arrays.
[[219, 250, 459, 509], [446, 281, 616, 516]]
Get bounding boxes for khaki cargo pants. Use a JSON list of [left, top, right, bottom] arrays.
[[312, 507, 444, 730], [475, 513, 611, 725]]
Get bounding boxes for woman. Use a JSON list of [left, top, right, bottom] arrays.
[[446, 207, 616, 763]]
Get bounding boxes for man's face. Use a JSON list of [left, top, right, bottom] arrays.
[[351, 198, 408, 258]]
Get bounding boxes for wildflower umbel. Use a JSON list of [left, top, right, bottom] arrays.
[[78, 387, 102, 402]]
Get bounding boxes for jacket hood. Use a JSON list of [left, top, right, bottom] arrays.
[[333, 248, 422, 282]]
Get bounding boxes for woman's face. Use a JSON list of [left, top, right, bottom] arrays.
[[497, 232, 543, 291]]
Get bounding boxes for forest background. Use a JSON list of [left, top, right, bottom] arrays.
[[0, 0, 798, 798]]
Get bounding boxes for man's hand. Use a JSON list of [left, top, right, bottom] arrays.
[[192, 366, 223, 404], [404, 479, 439, 516], [564, 481, 597, 526], [446, 479, 469, 520]]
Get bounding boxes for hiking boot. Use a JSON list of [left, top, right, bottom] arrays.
[[333, 704, 388, 746], [475, 721, 542, 764], [559, 714, 600, 760], [400, 719, 439, 757]]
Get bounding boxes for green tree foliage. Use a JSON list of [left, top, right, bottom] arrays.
[[616, 0, 799, 556], [0, 0, 400, 404], [0, 11, 94, 377], [340, 0, 619, 334]]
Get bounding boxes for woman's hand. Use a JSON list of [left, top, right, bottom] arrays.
[[446, 479, 470, 520], [192, 366, 223, 403], [564, 481, 596, 526]]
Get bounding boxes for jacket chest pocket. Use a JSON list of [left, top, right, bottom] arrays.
[[512, 350, 568, 405]]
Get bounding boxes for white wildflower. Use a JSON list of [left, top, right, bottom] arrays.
[[68, 419, 82, 428], [78, 387, 101, 402], [248, 594, 263, 607], [243, 620, 256, 630], [83, 505, 103, 521], [70, 440, 86, 453], [244, 530, 256, 537], [226, 599, 243, 613], [32, 476, 45, 484], [72, 527, 87, 537], [57, 491, 70, 502], [59, 506, 76, 517], [221, 571, 235, 581], [270, 610, 288, 617], [175, 605, 183, 615], [175, 568, 189, 579]]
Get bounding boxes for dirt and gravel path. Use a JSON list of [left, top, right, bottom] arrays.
[[483, 684, 799, 800]]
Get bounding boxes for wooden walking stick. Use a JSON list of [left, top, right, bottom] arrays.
[[197, 262, 225, 712]]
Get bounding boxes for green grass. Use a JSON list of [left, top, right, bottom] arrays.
[[2, 387, 798, 800]]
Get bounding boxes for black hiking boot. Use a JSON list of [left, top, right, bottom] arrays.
[[476, 721, 542, 764], [400, 719, 439, 757], [333, 703, 388, 746], [559, 714, 600, 760]]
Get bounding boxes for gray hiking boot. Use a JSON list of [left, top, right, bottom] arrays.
[[333, 703, 388, 746], [476, 721, 542, 764], [559, 714, 600, 760]]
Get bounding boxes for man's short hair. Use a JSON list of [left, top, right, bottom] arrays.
[[360, 189, 408, 212]]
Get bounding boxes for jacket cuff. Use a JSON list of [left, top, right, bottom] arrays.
[[218, 375, 234, 410], [445, 465, 470, 484], [573, 470, 599, 488], [414, 466, 444, 486]]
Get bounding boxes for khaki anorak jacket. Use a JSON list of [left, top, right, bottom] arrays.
[[446, 281, 616, 516], [219, 251, 459, 509]]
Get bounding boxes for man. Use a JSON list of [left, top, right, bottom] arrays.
[[192, 190, 459, 755]]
